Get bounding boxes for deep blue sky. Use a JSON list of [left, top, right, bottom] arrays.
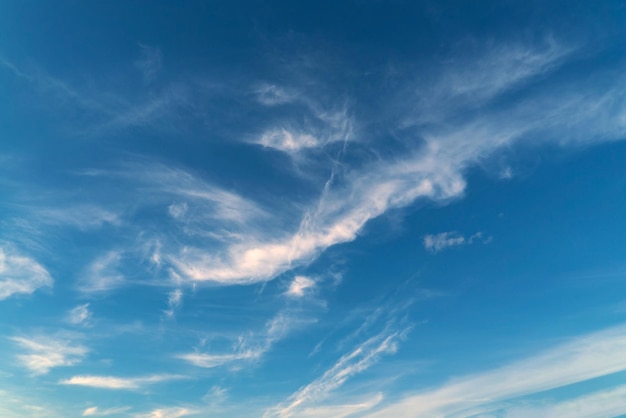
[[2, 1, 626, 417]]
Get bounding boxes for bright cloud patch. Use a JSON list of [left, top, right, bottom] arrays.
[[0, 246, 53, 300], [82, 406, 131, 416], [60, 374, 186, 390], [11, 335, 88, 375], [286, 276, 315, 297], [67, 304, 92, 326], [423, 231, 486, 253], [257, 128, 321, 152], [134, 407, 198, 418]]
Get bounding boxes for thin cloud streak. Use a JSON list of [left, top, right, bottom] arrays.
[[265, 328, 408, 418], [82, 406, 131, 416], [133, 407, 198, 418], [365, 324, 626, 417], [60, 374, 187, 390]]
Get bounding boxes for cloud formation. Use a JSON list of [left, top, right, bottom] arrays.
[[265, 328, 407, 418], [423, 231, 487, 253], [82, 406, 131, 416], [67, 304, 93, 326], [365, 324, 626, 417], [0, 245, 53, 300], [60, 374, 186, 390], [286, 276, 316, 297], [133, 407, 197, 418], [11, 335, 88, 375]]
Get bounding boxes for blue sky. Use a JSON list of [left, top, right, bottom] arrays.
[[2, 1, 626, 417]]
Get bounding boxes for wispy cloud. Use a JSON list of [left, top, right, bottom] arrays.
[[265, 328, 408, 418], [163, 289, 183, 318], [66, 304, 93, 326], [0, 244, 53, 300], [423, 231, 488, 253], [255, 83, 297, 106], [286, 276, 316, 297], [365, 324, 626, 417], [60, 374, 186, 390], [78, 251, 124, 293], [486, 384, 626, 418], [29, 206, 121, 230], [177, 350, 261, 369], [133, 407, 198, 418], [178, 310, 316, 369], [135, 44, 163, 84], [293, 393, 384, 418], [257, 129, 322, 152], [11, 334, 88, 375], [82, 406, 131, 416]]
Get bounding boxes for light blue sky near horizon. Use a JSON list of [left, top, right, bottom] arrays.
[[2, 1, 626, 417]]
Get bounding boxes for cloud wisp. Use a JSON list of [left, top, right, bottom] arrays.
[[286, 276, 316, 297], [60, 374, 187, 390], [423, 231, 488, 253], [66, 304, 93, 326], [0, 245, 53, 300], [82, 406, 131, 416], [178, 310, 316, 370], [365, 324, 626, 417], [77, 251, 125, 294], [133, 407, 198, 418], [11, 334, 88, 375], [265, 328, 408, 418]]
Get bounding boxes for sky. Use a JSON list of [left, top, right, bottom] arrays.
[[2, 1, 626, 417]]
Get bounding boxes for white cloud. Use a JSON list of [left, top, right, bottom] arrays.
[[67, 304, 92, 326], [168, 202, 188, 220], [11, 335, 88, 375], [202, 385, 228, 406], [423, 231, 487, 253], [82, 406, 131, 416], [133, 407, 197, 418], [0, 245, 53, 300], [171, 39, 626, 286], [177, 350, 262, 369], [423, 232, 465, 253], [364, 324, 626, 417], [178, 310, 315, 369], [163, 289, 183, 318], [295, 393, 384, 418], [60, 374, 186, 390], [265, 329, 407, 418], [492, 384, 626, 418], [286, 276, 316, 297], [257, 129, 322, 152], [78, 251, 124, 293], [31, 205, 120, 229], [255, 84, 297, 106]]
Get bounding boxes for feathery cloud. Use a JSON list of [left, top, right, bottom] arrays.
[[11, 335, 88, 375], [286, 276, 316, 297], [365, 324, 626, 417], [78, 251, 124, 293], [82, 406, 131, 416], [67, 304, 93, 326], [60, 374, 186, 390], [265, 328, 407, 418], [0, 245, 53, 300], [133, 407, 197, 418], [423, 231, 487, 253]]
